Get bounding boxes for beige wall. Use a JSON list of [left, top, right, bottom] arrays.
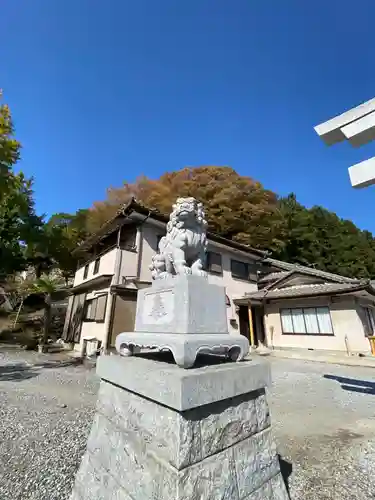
[[79, 320, 106, 346], [119, 248, 139, 282], [74, 248, 117, 286], [73, 246, 140, 286], [206, 244, 257, 335], [139, 224, 161, 282], [73, 286, 111, 352], [264, 296, 370, 353]]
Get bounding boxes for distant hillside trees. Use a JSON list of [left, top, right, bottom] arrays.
[[1, 91, 374, 281]]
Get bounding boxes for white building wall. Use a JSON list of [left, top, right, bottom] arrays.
[[206, 248, 257, 335], [264, 296, 370, 353], [73, 248, 117, 286], [139, 224, 162, 282], [119, 248, 139, 282], [73, 286, 111, 353]]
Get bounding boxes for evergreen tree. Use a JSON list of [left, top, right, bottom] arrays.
[[0, 93, 42, 280]]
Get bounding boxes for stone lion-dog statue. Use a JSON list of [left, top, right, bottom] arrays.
[[149, 197, 208, 279]]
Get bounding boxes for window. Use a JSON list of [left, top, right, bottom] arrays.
[[84, 299, 96, 321], [280, 307, 333, 335], [119, 227, 137, 250], [93, 258, 100, 275], [207, 251, 223, 274], [83, 295, 107, 322], [83, 264, 89, 279], [231, 260, 248, 280], [95, 295, 107, 322], [247, 262, 259, 282], [230, 259, 258, 281]]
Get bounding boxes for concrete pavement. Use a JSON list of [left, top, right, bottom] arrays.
[[263, 347, 375, 368]]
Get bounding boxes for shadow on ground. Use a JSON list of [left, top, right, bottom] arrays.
[[278, 454, 292, 497], [324, 374, 375, 395], [0, 359, 82, 382]]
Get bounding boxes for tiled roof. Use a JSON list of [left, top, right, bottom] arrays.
[[264, 258, 360, 284], [245, 282, 372, 300], [73, 198, 267, 258], [73, 200, 368, 288], [258, 271, 291, 283]]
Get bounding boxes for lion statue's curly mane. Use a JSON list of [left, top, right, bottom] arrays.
[[149, 197, 208, 279]]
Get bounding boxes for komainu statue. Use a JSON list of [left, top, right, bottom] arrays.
[[149, 197, 208, 279]]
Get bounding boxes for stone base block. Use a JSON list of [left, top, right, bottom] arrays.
[[115, 332, 250, 368], [70, 355, 289, 500], [135, 275, 229, 334]]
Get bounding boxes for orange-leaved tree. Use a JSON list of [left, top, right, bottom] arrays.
[[85, 166, 287, 253]]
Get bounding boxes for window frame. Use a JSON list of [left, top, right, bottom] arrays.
[[93, 257, 100, 275], [83, 298, 96, 322], [83, 294, 108, 323], [206, 251, 223, 275], [280, 306, 334, 336], [95, 294, 108, 322], [83, 264, 89, 280], [230, 259, 257, 282], [119, 226, 137, 251]]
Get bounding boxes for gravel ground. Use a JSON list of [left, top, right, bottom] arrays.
[[0, 349, 375, 500], [0, 348, 99, 500], [268, 357, 375, 500]]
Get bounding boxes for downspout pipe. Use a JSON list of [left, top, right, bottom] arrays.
[[103, 226, 123, 353], [135, 212, 151, 280]]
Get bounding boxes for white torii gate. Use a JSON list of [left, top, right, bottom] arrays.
[[314, 97, 375, 188]]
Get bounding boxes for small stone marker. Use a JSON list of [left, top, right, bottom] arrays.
[[70, 198, 289, 500]]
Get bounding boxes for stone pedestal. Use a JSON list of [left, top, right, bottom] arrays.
[[70, 355, 289, 500], [135, 275, 229, 334], [115, 275, 249, 368]]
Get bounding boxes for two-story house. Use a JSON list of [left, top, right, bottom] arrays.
[[62, 199, 267, 353], [63, 198, 375, 356]]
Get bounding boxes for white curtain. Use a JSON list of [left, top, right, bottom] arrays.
[[291, 308, 306, 333], [281, 309, 294, 333], [86, 301, 94, 320], [316, 307, 333, 334], [304, 308, 319, 334]]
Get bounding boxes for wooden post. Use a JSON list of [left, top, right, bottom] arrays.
[[248, 306, 255, 346]]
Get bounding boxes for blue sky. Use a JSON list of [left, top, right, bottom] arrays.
[[3, 0, 375, 232]]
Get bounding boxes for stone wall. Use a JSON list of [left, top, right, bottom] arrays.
[[70, 371, 288, 500]]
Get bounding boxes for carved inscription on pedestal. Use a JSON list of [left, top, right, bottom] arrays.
[[142, 289, 174, 325]]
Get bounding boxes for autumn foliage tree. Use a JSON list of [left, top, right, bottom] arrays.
[[85, 166, 286, 252], [77, 165, 375, 279]]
